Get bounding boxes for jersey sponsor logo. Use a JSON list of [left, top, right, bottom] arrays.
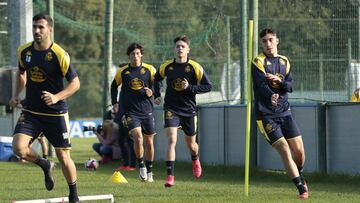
[[140, 68, 146, 74], [185, 66, 191, 72], [165, 111, 173, 119], [45, 52, 53, 61], [29, 66, 46, 82], [25, 51, 32, 63], [130, 77, 144, 90], [172, 78, 184, 91]]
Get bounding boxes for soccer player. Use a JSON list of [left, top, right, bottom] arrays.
[[154, 35, 212, 187], [350, 88, 360, 102], [9, 14, 80, 203], [111, 43, 156, 182], [252, 28, 309, 199]]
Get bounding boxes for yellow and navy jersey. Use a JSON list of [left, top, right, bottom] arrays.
[[350, 89, 360, 102], [252, 52, 293, 119], [154, 58, 212, 116], [17, 42, 78, 114], [111, 63, 156, 117]]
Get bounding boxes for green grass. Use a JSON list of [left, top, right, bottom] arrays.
[[1, 138, 360, 202]]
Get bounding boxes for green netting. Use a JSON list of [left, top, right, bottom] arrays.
[[1, 0, 360, 117]]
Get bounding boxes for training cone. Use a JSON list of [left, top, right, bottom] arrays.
[[111, 171, 128, 183]]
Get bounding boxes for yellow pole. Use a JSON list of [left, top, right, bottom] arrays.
[[244, 20, 253, 197]]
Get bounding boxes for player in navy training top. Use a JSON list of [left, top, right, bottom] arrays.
[[154, 35, 212, 187], [111, 43, 156, 182], [9, 14, 80, 202], [252, 28, 309, 199]]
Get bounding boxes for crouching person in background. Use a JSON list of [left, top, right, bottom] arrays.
[[92, 120, 122, 163]]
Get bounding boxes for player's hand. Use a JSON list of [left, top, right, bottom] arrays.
[[154, 97, 161, 105], [9, 96, 22, 108], [144, 87, 153, 97], [112, 103, 119, 113], [271, 93, 279, 106], [266, 73, 282, 84], [41, 91, 59, 105], [181, 78, 189, 90]]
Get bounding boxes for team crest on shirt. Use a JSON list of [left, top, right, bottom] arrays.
[[168, 67, 174, 71], [172, 78, 184, 91], [25, 51, 32, 63], [125, 71, 131, 75], [29, 66, 46, 82], [140, 68, 146, 74], [45, 52, 53, 61], [130, 78, 144, 90], [165, 111, 173, 119], [266, 61, 272, 65], [185, 66, 191, 73], [17, 113, 25, 124], [279, 58, 286, 66], [265, 123, 275, 134]]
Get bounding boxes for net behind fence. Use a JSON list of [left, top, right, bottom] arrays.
[[0, 0, 359, 118]]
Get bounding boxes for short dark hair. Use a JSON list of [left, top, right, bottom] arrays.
[[259, 28, 277, 38], [33, 13, 53, 27], [126, 43, 144, 56], [174, 35, 190, 45]]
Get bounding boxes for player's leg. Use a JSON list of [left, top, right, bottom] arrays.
[[144, 133, 155, 182], [165, 127, 177, 187], [142, 115, 156, 182], [181, 115, 201, 178], [273, 138, 308, 198], [13, 112, 55, 191], [55, 148, 79, 203], [129, 127, 147, 180]]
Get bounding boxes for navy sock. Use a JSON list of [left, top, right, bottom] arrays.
[[68, 181, 79, 200], [191, 155, 199, 161], [166, 161, 175, 176], [145, 160, 153, 173], [292, 176, 306, 194], [137, 158, 145, 168], [34, 156, 49, 171]]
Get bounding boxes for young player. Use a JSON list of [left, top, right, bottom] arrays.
[[252, 28, 309, 199], [154, 35, 212, 187]]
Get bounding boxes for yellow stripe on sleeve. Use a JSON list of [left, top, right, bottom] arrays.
[[114, 65, 128, 85], [188, 60, 204, 82], [142, 63, 157, 83], [52, 43, 70, 76], [159, 60, 173, 78], [252, 53, 266, 74]]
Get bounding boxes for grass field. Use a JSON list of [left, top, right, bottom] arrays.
[[1, 137, 360, 203]]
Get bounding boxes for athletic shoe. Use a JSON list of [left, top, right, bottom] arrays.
[[68, 195, 80, 203], [192, 159, 202, 178], [147, 172, 154, 183], [139, 167, 147, 181], [299, 191, 309, 199], [44, 160, 55, 191], [116, 166, 136, 171], [164, 175, 174, 187]]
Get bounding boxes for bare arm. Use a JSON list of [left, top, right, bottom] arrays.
[[42, 76, 80, 105], [9, 71, 26, 108]]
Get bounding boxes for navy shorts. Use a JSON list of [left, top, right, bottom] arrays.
[[14, 110, 71, 148], [256, 115, 301, 145], [123, 113, 156, 135], [164, 110, 197, 136]]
